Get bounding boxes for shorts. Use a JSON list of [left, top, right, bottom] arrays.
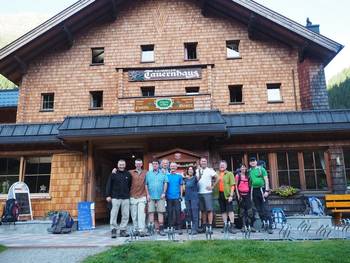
[[218, 191, 233, 213], [199, 193, 213, 212], [148, 199, 166, 213]]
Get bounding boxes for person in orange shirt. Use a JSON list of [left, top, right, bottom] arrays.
[[215, 160, 239, 234]]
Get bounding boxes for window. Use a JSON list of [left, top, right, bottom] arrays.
[[91, 48, 104, 64], [229, 85, 243, 103], [186, 87, 200, 95], [141, 87, 155, 97], [90, 91, 103, 109], [141, 45, 154, 62], [343, 149, 350, 188], [303, 151, 327, 190], [24, 157, 52, 193], [226, 40, 240, 58], [277, 152, 300, 188], [41, 93, 54, 111], [184, 42, 197, 60], [221, 153, 245, 172], [248, 152, 270, 171], [0, 158, 20, 194], [267, 83, 282, 102]]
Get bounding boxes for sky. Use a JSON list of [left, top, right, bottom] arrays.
[[0, 0, 349, 82]]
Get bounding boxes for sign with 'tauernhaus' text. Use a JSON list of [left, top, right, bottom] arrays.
[[128, 67, 202, 82]]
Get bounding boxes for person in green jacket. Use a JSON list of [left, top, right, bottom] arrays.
[[214, 160, 239, 234]]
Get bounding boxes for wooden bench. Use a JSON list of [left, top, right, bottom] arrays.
[[325, 194, 350, 224]]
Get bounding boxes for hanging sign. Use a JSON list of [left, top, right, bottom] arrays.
[[128, 67, 202, 82], [135, 97, 194, 112]]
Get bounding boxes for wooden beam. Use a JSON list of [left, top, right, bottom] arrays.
[[62, 25, 74, 49], [268, 153, 278, 189], [199, 0, 209, 17], [248, 13, 257, 40], [219, 140, 350, 151], [87, 141, 95, 202], [325, 151, 333, 192], [298, 42, 309, 63], [298, 152, 306, 191], [106, 0, 117, 21], [13, 55, 27, 75], [19, 157, 25, 182]]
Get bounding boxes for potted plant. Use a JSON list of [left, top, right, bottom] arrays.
[[273, 185, 299, 198]]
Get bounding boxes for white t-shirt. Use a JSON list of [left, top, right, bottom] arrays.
[[197, 167, 216, 194]]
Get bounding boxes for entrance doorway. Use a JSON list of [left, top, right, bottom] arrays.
[[94, 149, 143, 223]]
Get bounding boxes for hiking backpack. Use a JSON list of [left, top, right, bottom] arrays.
[[271, 208, 287, 228], [236, 173, 250, 194], [1, 198, 20, 224], [47, 211, 75, 234], [308, 197, 325, 216]]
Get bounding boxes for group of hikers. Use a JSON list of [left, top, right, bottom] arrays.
[[105, 156, 273, 238]]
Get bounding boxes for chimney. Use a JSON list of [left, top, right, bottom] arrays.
[[306, 17, 320, 33]]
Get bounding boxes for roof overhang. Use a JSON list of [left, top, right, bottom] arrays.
[[0, 123, 61, 145], [0, 0, 344, 84], [58, 110, 227, 141], [224, 110, 350, 136]]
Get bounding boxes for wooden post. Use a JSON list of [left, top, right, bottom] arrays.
[[19, 156, 25, 182], [298, 152, 306, 191], [325, 151, 333, 192], [87, 141, 95, 202], [268, 153, 278, 189]]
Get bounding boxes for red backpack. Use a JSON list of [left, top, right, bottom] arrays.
[[1, 198, 20, 223]]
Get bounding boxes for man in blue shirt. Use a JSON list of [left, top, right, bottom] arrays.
[[166, 162, 184, 234], [145, 160, 168, 236]]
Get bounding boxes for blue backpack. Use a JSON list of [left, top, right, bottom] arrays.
[[47, 211, 74, 234], [308, 197, 325, 216], [272, 208, 287, 228]]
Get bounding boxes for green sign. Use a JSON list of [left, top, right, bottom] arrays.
[[155, 99, 173, 110]]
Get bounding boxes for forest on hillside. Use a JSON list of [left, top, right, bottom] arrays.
[[327, 67, 350, 109]]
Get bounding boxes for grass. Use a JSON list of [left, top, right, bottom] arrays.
[[0, 245, 6, 253], [84, 240, 350, 263]]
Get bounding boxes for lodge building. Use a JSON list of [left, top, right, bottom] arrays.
[[0, 0, 349, 220]]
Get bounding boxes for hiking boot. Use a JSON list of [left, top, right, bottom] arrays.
[[250, 227, 257, 233], [120, 230, 130, 237], [228, 227, 239, 234], [158, 225, 166, 236], [111, 228, 117, 239], [176, 227, 183, 235], [198, 226, 205, 234], [139, 231, 149, 237], [207, 225, 213, 235], [191, 229, 198, 235], [267, 228, 274, 234]]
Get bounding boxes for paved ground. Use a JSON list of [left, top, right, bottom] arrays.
[[0, 224, 348, 263]]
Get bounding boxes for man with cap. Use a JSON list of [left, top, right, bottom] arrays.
[[248, 157, 273, 234]]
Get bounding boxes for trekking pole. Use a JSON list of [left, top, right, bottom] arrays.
[[246, 225, 251, 239], [316, 225, 324, 236], [278, 224, 284, 238], [223, 222, 229, 240], [297, 220, 306, 231], [167, 227, 172, 241]]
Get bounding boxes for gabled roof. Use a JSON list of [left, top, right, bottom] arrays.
[[58, 110, 227, 139], [0, 0, 343, 84], [0, 122, 60, 144], [0, 88, 18, 108], [223, 109, 350, 135]]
